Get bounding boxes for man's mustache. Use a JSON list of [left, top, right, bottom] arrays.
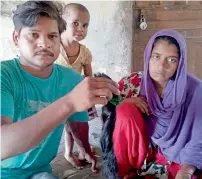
[[35, 50, 54, 57]]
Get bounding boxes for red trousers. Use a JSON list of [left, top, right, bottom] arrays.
[[113, 103, 202, 179]]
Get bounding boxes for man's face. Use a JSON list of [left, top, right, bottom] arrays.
[[13, 16, 61, 69]]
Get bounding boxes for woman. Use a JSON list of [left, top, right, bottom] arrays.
[[100, 29, 202, 179]]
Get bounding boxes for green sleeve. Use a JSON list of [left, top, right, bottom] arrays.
[[68, 111, 89, 122], [1, 68, 14, 119]]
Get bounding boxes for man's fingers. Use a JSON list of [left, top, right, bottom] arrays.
[[91, 97, 108, 106], [92, 89, 113, 101], [94, 77, 119, 88], [92, 77, 120, 96]]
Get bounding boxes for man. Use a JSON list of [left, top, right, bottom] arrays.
[[1, 1, 119, 179]]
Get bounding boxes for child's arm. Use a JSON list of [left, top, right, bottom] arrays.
[[83, 47, 93, 77], [84, 63, 93, 77]]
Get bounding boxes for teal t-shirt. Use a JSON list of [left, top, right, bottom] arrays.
[[1, 58, 88, 179]]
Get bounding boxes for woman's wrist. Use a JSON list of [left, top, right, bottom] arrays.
[[180, 164, 196, 175]]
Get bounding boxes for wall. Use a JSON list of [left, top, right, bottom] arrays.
[[0, 1, 134, 82], [133, 1, 202, 79], [2, 1, 201, 80]]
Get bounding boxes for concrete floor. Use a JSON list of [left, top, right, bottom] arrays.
[[51, 148, 104, 179], [51, 107, 105, 179]]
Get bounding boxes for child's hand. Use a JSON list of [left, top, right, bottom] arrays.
[[122, 97, 150, 115]]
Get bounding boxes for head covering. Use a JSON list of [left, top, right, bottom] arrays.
[[140, 29, 202, 170]]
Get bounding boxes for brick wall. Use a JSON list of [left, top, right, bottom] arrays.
[[133, 1, 202, 79]]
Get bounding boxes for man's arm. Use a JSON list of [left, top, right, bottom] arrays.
[[1, 77, 120, 161], [1, 95, 73, 160]]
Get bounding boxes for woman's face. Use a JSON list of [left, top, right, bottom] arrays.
[[149, 40, 179, 85]]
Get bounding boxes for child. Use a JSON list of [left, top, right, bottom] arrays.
[[55, 3, 97, 172]]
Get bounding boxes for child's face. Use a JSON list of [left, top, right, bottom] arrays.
[[149, 40, 179, 85], [64, 9, 90, 41]]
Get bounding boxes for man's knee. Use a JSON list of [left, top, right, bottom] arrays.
[[30, 172, 58, 179]]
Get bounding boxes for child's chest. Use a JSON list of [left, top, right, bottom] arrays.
[[68, 56, 78, 65], [64, 45, 80, 65]]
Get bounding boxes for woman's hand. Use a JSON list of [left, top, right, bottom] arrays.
[[122, 97, 150, 115], [175, 170, 192, 179], [175, 165, 196, 179]]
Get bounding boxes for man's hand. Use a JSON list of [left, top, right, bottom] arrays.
[[122, 97, 150, 115], [68, 76, 120, 112]]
